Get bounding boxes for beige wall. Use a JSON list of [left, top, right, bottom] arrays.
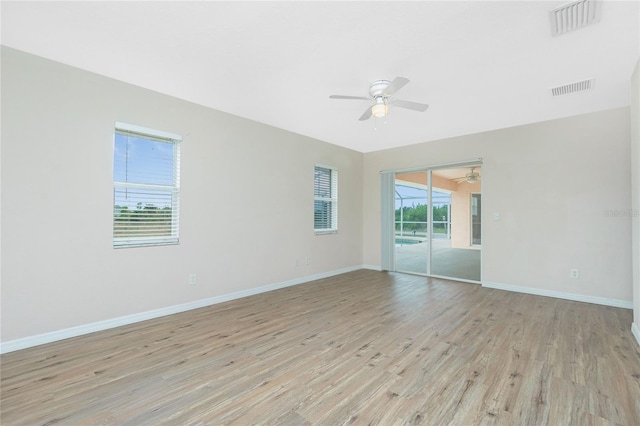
[[364, 108, 632, 302], [1, 46, 636, 347], [631, 58, 640, 339], [0, 47, 363, 342], [451, 180, 481, 249]]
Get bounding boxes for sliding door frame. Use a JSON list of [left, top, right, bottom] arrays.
[[381, 159, 483, 283]]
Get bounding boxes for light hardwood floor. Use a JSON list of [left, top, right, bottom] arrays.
[[2, 270, 640, 425]]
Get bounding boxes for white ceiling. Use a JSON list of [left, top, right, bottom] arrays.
[[2, 1, 638, 153]]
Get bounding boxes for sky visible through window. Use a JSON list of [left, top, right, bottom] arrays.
[[113, 133, 175, 211]]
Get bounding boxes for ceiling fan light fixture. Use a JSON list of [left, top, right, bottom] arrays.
[[464, 168, 480, 184], [329, 77, 428, 121], [371, 102, 388, 118]]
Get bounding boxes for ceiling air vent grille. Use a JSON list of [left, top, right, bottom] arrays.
[[551, 79, 595, 97], [550, 0, 601, 36]]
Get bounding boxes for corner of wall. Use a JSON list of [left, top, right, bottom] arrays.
[[632, 322, 640, 347], [631, 57, 640, 335]]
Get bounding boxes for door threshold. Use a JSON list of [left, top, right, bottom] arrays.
[[395, 270, 481, 285]]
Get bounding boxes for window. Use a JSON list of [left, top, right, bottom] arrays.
[[113, 122, 181, 248], [314, 165, 338, 233]]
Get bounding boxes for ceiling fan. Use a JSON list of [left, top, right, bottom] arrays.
[[454, 168, 481, 184], [329, 77, 429, 121]]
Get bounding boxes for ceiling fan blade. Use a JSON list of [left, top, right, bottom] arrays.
[[389, 99, 429, 112], [329, 95, 370, 100], [359, 106, 372, 121], [383, 77, 410, 96]]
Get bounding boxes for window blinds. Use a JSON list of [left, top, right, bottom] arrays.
[[113, 122, 181, 248], [314, 165, 338, 232]]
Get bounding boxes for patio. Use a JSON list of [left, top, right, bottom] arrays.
[[395, 237, 481, 282]]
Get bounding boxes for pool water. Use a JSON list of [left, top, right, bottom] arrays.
[[395, 238, 425, 246]]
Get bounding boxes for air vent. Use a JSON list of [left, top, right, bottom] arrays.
[[551, 79, 595, 97], [550, 0, 601, 36]]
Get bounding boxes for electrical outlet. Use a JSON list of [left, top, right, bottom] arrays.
[[295, 259, 299, 267], [305, 257, 309, 266], [189, 273, 197, 285], [570, 269, 579, 279]]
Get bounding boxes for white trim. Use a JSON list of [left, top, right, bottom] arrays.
[[0, 265, 362, 354], [4, 269, 632, 354], [113, 125, 181, 249], [483, 281, 633, 309], [380, 158, 482, 174], [430, 274, 481, 285], [314, 163, 337, 172], [632, 322, 640, 347], [362, 264, 383, 271], [115, 121, 182, 141], [314, 165, 338, 233], [314, 230, 338, 235]]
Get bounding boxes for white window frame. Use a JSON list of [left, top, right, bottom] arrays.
[[113, 122, 181, 248], [314, 164, 338, 234]]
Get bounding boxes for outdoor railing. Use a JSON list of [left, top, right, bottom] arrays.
[[395, 220, 450, 239]]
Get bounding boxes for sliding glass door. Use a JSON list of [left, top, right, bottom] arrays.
[[394, 172, 428, 274], [430, 167, 482, 282], [390, 164, 482, 283]]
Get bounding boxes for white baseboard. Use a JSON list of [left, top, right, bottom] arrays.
[[4, 269, 634, 354], [362, 264, 382, 271], [0, 265, 364, 354], [482, 281, 634, 309]]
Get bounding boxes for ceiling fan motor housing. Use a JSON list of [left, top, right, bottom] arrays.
[[369, 80, 391, 98], [329, 77, 428, 120]]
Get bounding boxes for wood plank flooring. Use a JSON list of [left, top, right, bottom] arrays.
[[2, 270, 640, 425]]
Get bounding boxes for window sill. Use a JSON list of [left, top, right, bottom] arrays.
[[113, 239, 179, 249], [314, 230, 338, 235]]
